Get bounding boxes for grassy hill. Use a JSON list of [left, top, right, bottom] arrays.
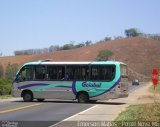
[[0, 37, 159, 77]]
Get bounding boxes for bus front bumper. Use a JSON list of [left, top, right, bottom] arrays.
[[11, 89, 22, 97]]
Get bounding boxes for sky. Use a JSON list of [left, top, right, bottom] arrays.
[[0, 0, 160, 56]]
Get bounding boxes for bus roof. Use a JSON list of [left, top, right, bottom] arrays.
[[23, 60, 126, 66]]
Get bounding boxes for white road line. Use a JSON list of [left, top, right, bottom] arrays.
[[49, 105, 98, 127]]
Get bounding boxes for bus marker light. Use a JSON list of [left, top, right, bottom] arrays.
[[117, 84, 121, 88]]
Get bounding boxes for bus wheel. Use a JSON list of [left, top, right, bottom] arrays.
[[77, 92, 89, 103], [22, 92, 33, 102], [37, 99, 45, 102]]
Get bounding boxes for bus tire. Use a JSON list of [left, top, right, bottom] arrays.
[[77, 92, 89, 103], [22, 91, 33, 102], [37, 99, 45, 102]]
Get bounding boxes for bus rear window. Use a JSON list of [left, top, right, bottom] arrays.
[[120, 64, 128, 77]]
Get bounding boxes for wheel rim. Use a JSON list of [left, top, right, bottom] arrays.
[[23, 93, 32, 101], [79, 93, 88, 103], [25, 94, 31, 100]]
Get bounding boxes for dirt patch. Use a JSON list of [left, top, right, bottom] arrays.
[[137, 95, 160, 101], [135, 83, 160, 103]]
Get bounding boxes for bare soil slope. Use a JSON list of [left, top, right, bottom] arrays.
[[0, 37, 159, 76]]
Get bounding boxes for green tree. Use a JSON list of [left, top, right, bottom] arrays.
[[149, 34, 160, 41], [0, 64, 3, 78], [96, 50, 113, 61], [104, 36, 111, 41], [75, 43, 85, 48], [5, 63, 18, 80], [84, 41, 92, 46], [49, 45, 60, 52], [0, 78, 12, 95], [61, 43, 74, 50], [125, 28, 141, 37]]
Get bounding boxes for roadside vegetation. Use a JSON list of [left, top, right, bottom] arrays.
[[116, 103, 160, 122], [0, 63, 18, 97], [0, 95, 12, 99], [0, 78, 12, 95], [116, 82, 160, 124], [149, 82, 160, 93]]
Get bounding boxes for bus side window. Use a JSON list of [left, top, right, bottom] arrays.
[[57, 69, 63, 80], [35, 66, 46, 80], [66, 65, 89, 81], [57, 66, 65, 80], [91, 65, 115, 81], [47, 66, 65, 81], [66, 66, 74, 80], [47, 66, 56, 80], [91, 66, 99, 80], [105, 66, 115, 81], [81, 66, 89, 80]]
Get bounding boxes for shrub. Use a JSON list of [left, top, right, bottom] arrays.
[[0, 64, 3, 78], [96, 50, 113, 61], [125, 28, 142, 37], [0, 78, 12, 95], [5, 63, 18, 80]]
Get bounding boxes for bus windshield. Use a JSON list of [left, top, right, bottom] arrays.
[[16, 65, 33, 81]]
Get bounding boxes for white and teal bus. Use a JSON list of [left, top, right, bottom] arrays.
[[12, 60, 128, 103]]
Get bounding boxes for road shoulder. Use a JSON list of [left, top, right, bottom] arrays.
[[64, 82, 157, 121]]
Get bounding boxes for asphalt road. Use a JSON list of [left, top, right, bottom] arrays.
[[0, 82, 146, 127], [0, 100, 94, 127]]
